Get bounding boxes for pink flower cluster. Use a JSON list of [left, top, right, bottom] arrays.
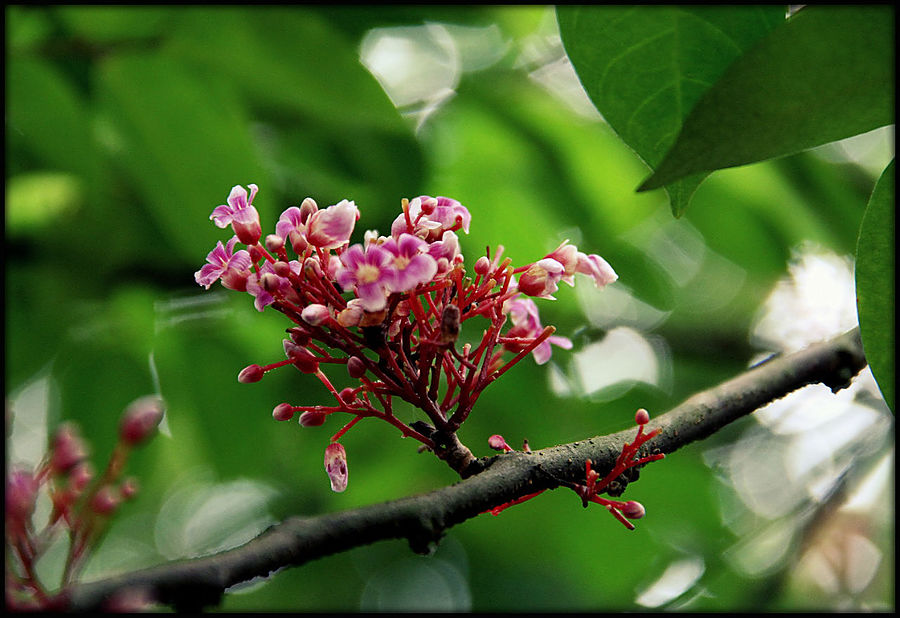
[[6, 397, 164, 610], [196, 184, 617, 491]]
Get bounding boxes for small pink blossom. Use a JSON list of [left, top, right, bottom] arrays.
[[382, 233, 438, 293], [517, 258, 565, 299], [336, 243, 394, 312], [545, 241, 617, 288], [195, 237, 252, 291], [391, 196, 472, 241], [324, 442, 348, 492], [246, 261, 301, 312], [275, 206, 309, 254], [209, 184, 262, 245], [306, 199, 359, 250], [503, 296, 573, 364]]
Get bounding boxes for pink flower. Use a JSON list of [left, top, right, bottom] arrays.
[[381, 233, 438, 293], [246, 261, 301, 312], [275, 206, 308, 254], [517, 258, 565, 299], [546, 240, 617, 288], [306, 199, 358, 250], [210, 184, 262, 245], [576, 252, 618, 288], [336, 243, 394, 312], [324, 442, 348, 492], [195, 237, 252, 290], [391, 196, 472, 241], [503, 296, 573, 365]]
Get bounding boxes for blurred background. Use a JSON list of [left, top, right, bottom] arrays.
[[5, 5, 894, 611]]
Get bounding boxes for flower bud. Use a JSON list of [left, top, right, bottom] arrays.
[[517, 258, 564, 299], [90, 485, 121, 516], [272, 260, 292, 277], [488, 434, 513, 452], [50, 423, 88, 474], [5, 468, 38, 527], [301, 303, 331, 326], [635, 408, 650, 425], [284, 340, 319, 374], [273, 403, 295, 421], [121, 477, 139, 500], [299, 197, 318, 223], [339, 387, 356, 404], [347, 356, 367, 379], [474, 256, 491, 276], [119, 396, 164, 447], [68, 462, 94, 493], [621, 500, 646, 520], [287, 326, 311, 346], [299, 410, 326, 427], [324, 442, 348, 492], [265, 234, 285, 253], [238, 364, 265, 383]]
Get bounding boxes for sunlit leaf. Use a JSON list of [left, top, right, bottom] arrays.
[[640, 6, 894, 192], [557, 5, 785, 217], [855, 160, 894, 413]]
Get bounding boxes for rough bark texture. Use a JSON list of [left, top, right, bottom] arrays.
[[63, 328, 866, 612]]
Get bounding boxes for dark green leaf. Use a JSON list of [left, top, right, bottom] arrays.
[[641, 6, 894, 192], [557, 5, 785, 216], [855, 160, 894, 413]]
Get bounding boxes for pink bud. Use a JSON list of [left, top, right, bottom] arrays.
[[488, 434, 513, 452], [91, 485, 121, 515], [474, 256, 491, 276], [347, 356, 367, 379], [5, 467, 38, 526], [119, 396, 164, 446], [265, 234, 285, 253], [287, 326, 311, 347], [68, 462, 95, 492], [298, 411, 326, 427], [324, 443, 348, 492], [517, 258, 565, 299], [50, 423, 88, 474], [121, 477, 139, 500], [284, 340, 319, 374], [307, 199, 358, 250], [273, 403, 295, 422], [338, 388, 356, 404], [238, 364, 265, 383], [301, 303, 331, 326], [299, 197, 318, 223], [635, 408, 650, 425], [621, 500, 646, 520]]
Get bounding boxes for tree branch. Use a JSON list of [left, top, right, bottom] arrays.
[[63, 328, 867, 612]]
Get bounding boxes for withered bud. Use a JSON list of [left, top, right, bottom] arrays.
[[440, 303, 461, 344]]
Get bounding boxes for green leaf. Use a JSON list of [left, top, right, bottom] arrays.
[[557, 5, 785, 216], [640, 6, 894, 192], [855, 160, 894, 413]]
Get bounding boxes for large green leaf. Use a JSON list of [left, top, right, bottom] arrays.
[[640, 6, 894, 192], [855, 160, 894, 413], [557, 5, 785, 217]]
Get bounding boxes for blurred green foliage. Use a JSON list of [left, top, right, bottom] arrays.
[[5, 5, 893, 611]]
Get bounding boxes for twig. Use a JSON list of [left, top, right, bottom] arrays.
[[62, 328, 867, 612]]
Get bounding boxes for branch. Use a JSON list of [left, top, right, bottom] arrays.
[[63, 328, 866, 612]]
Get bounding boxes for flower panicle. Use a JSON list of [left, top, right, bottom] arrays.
[[5, 397, 164, 611], [195, 184, 618, 491]]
